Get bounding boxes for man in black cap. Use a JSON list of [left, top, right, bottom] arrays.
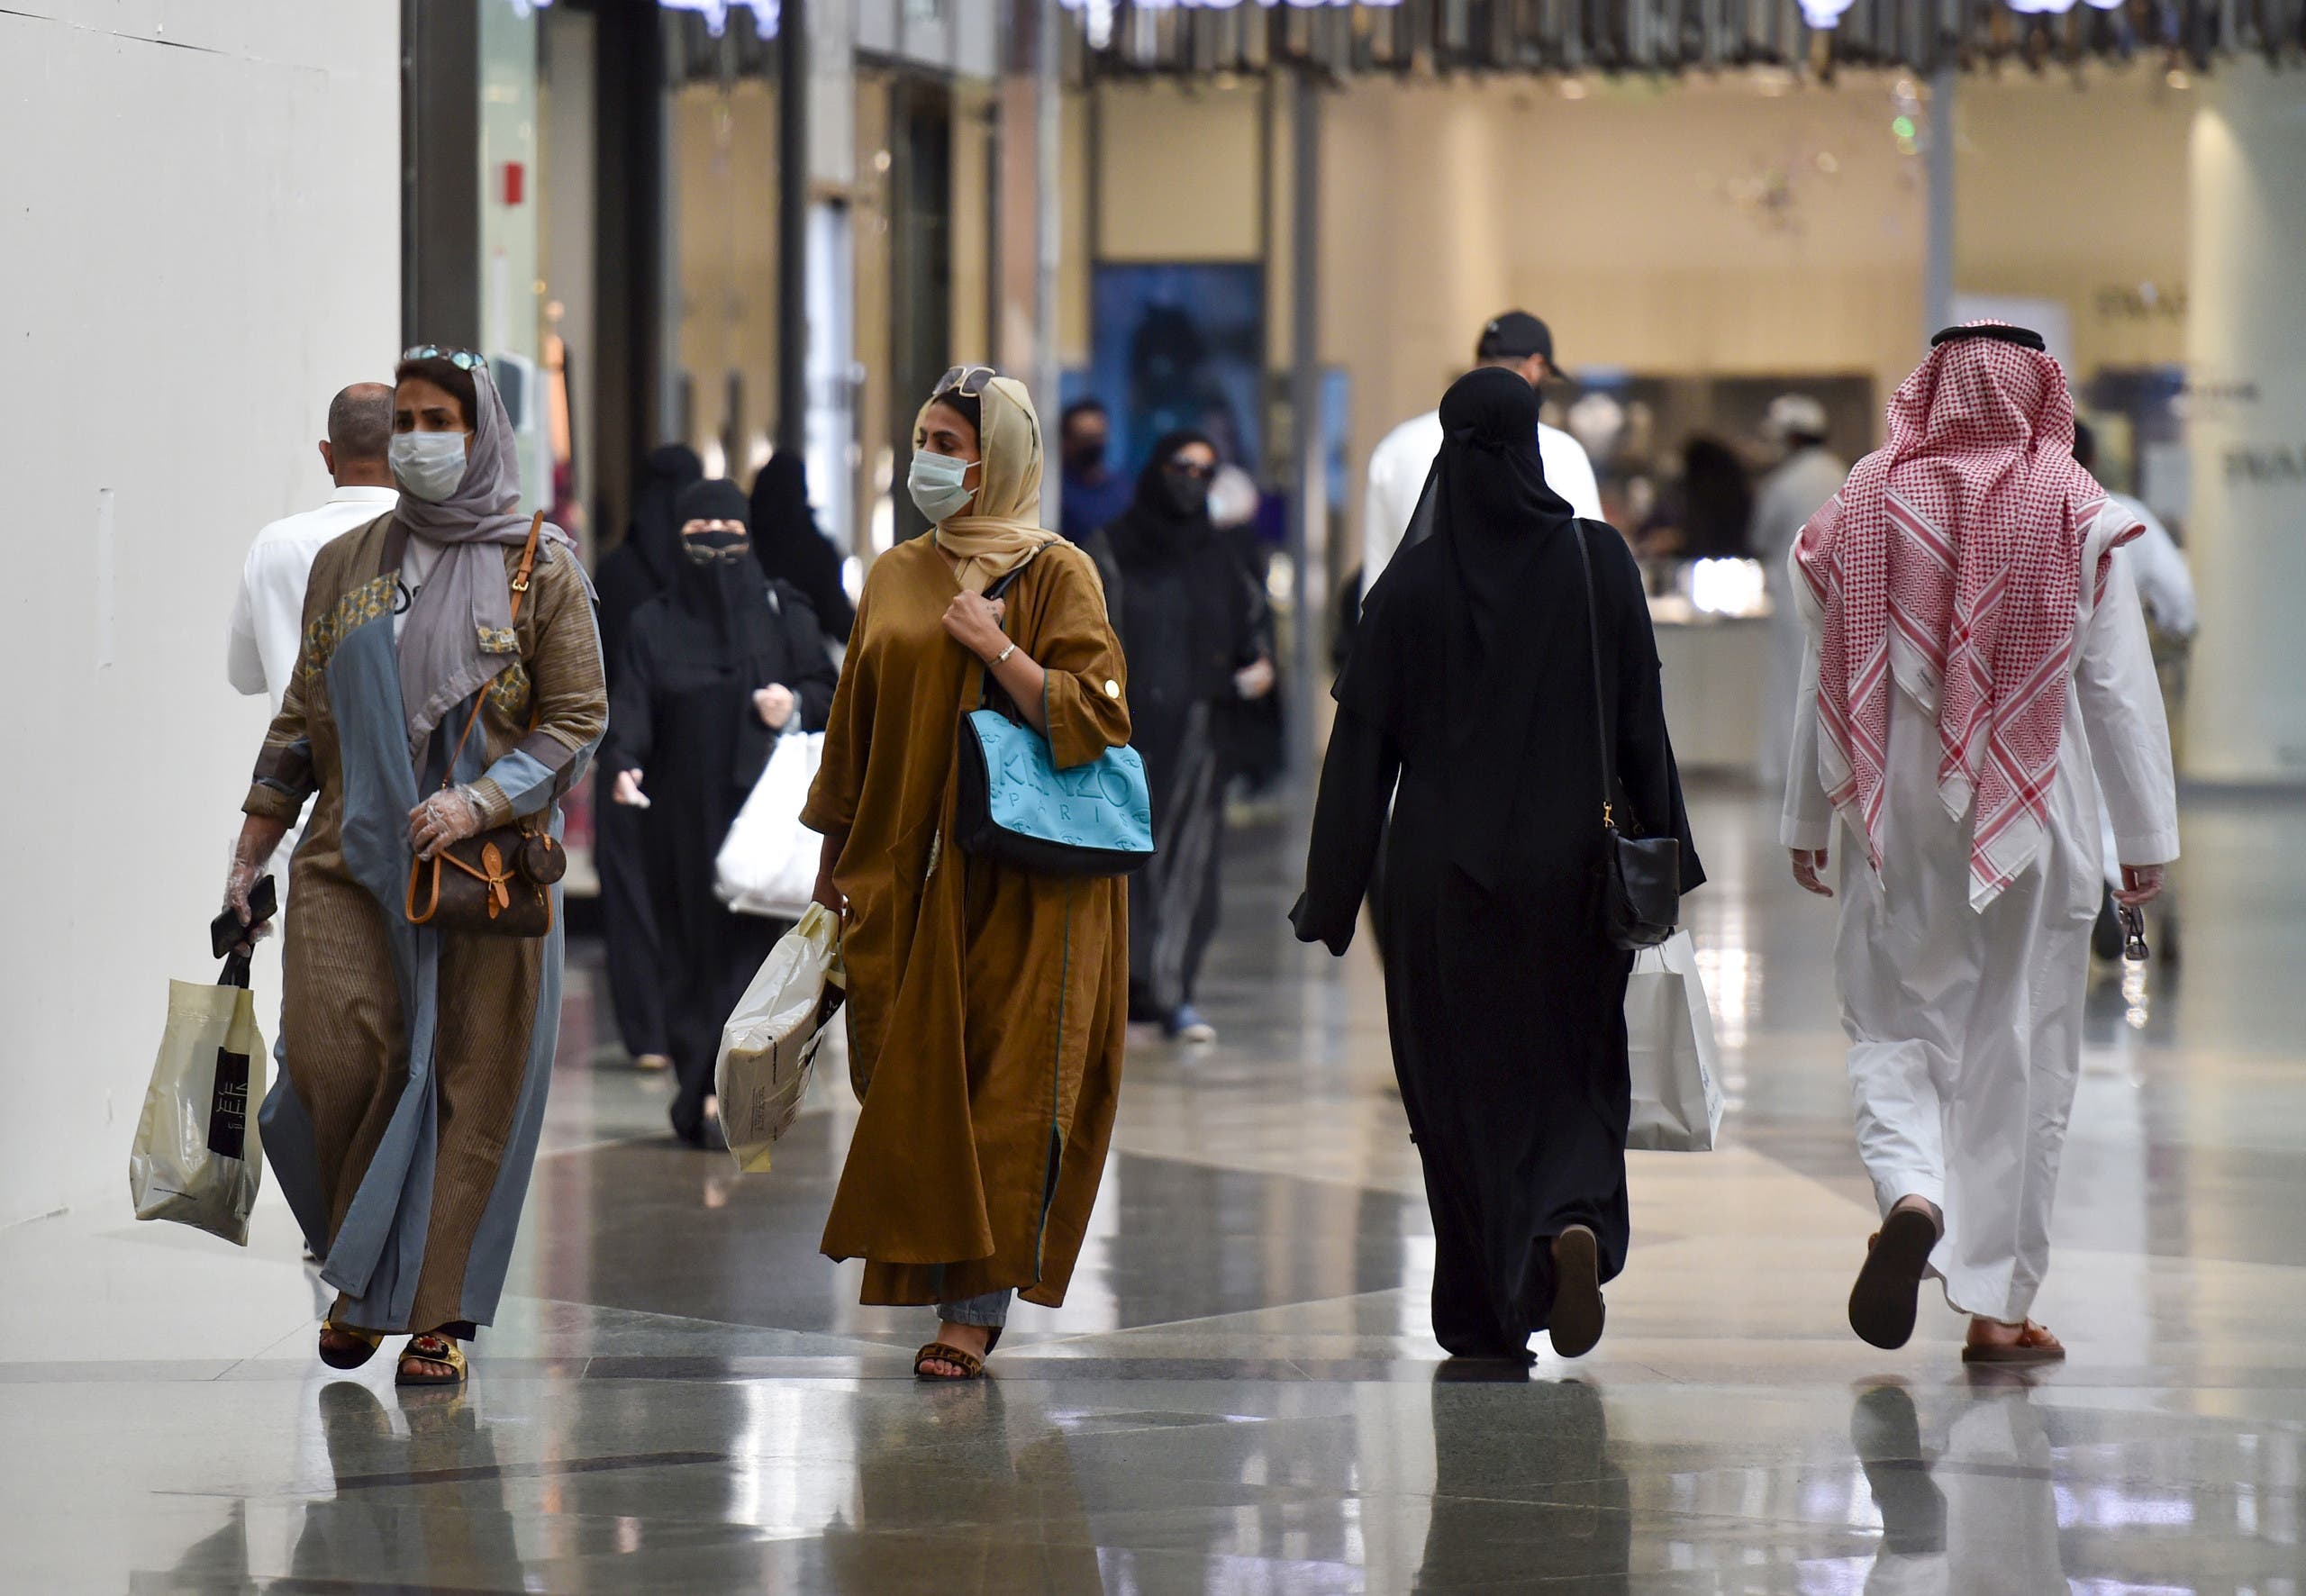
[[1360, 310, 1603, 599]]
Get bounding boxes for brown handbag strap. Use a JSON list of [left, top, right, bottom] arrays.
[[438, 512, 547, 791]]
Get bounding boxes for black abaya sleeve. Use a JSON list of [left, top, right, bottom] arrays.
[[600, 630, 656, 778], [1603, 538, 1708, 893], [1290, 705, 1401, 955], [776, 583, 841, 731]]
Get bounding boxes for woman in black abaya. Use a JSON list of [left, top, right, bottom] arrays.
[[749, 451, 857, 642], [601, 479, 840, 1145], [1292, 367, 1702, 1360], [592, 443, 703, 1071], [1106, 431, 1273, 1044]]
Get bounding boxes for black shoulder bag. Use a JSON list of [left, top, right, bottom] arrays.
[[1570, 521, 1681, 949]]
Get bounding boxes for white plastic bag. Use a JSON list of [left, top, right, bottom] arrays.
[[1624, 929, 1725, 1153], [715, 728, 825, 920], [715, 902, 846, 1172], [130, 968, 268, 1244]]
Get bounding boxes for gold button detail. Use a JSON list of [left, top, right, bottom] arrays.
[[1104, 679, 1121, 699]]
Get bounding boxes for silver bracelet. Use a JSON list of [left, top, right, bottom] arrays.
[[991, 641, 1017, 667]]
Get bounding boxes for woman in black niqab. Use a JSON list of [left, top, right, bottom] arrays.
[[1293, 366, 1703, 1361], [599, 478, 840, 1145], [592, 442, 703, 1070], [749, 452, 857, 642], [1105, 430, 1271, 1039]]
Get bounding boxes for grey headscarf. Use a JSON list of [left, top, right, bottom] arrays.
[[392, 360, 587, 760]]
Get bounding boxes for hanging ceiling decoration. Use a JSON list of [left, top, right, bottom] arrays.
[[1060, 0, 2304, 80]]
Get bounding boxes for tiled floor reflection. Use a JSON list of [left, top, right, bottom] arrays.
[[9, 784, 2306, 1592]]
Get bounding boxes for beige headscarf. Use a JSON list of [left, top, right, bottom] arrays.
[[926, 375, 1057, 593]]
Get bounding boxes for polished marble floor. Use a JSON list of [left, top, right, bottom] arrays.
[[9, 784, 2306, 1593]]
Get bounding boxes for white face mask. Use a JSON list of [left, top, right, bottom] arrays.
[[907, 449, 978, 525], [390, 431, 470, 503]]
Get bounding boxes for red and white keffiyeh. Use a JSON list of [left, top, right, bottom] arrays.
[[1794, 327, 2139, 908]]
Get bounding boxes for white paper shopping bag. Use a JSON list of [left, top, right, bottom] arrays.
[[1624, 929, 1725, 1153]]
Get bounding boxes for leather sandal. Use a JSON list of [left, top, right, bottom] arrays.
[[318, 1319, 385, 1371], [1962, 1320, 2065, 1365], [914, 1342, 989, 1381], [395, 1331, 468, 1387], [1849, 1202, 1939, 1351], [913, 1326, 1000, 1383]]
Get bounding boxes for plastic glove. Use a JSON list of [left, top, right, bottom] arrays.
[[1789, 847, 1834, 899], [1233, 657, 1276, 701], [222, 827, 280, 953], [754, 683, 796, 730], [2114, 862, 2165, 907], [408, 785, 486, 861]]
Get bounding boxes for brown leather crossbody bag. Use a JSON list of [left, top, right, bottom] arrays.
[[404, 513, 567, 939]]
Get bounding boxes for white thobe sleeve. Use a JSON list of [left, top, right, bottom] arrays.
[[1541, 428, 1605, 521], [1361, 441, 1407, 594], [1780, 630, 1835, 851], [1779, 543, 1834, 851], [2126, 512, 2197, 639], [226, 545, 267, 696], [2076, 553, 2180, 866]]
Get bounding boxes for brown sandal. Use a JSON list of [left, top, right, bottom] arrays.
[[395, 1331, 468, 1387], [1962, 1320, 2065, 1365], [913, 1341, 989, 1381]]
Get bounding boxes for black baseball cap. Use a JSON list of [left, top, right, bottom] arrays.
[[1475, 310, 1565, 376]]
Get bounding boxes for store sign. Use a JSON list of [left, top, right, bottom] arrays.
[[2226, 444, 2306, 485]]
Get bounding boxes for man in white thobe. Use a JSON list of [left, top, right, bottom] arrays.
[[226, 383, 398, 893], [2074, 421, 2197, 906], [1750, 394, 1848, 785], [1360, 311, 1603, 598], [1783, 328, 2178, 1364]]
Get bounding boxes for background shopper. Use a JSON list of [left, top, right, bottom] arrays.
[[749, 451, 857, 643], [592, 442, 704, 1073], [1358, 311, 1604, 601], [601, 477, 837, 1147], [1751, 394, 1848, 788], [1104, 430, 1273, 1044], [225, 382, 398, 904]]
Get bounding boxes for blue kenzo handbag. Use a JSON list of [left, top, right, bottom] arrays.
[[954, 554, 1155, 878]]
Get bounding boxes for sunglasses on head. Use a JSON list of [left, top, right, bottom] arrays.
[[404, 345, 489, 373], [934, 365, 996, 401]]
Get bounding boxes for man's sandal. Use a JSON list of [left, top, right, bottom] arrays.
[[913, 1328, 1000, 1383], [395, 1332, 468, 1387], [1962, 1321, 2065, 1365], [318, 1320, 385, 1371], [1849, 1203, 1939, 1351]]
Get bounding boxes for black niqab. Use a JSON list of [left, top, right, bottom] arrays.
[[1107, 430, 1217, 562], [1345, 367, 1577, 890], [749, 452, 856, 641], [1107, 431, 1252, 705], [669, 478, 769, 651], [629, 444, 704, 587]]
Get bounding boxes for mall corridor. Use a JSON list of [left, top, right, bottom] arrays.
[[5, 783, 2303, 1592]]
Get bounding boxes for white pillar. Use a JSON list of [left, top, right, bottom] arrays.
[[2184, 63, 2306, 782]]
